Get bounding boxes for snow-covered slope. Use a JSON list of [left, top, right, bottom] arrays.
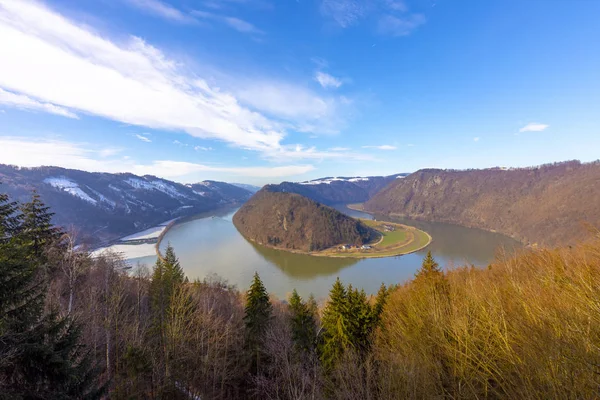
[[0, 165, 253, 246]]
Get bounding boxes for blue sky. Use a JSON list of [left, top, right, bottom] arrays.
[[0, 0, 599, 185]]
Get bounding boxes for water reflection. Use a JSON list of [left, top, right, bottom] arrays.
[[248, 241, 359, 279], [127, 205, 522, 299]]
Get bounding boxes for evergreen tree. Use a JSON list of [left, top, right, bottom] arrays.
[[0, 191, 103, 399], [414, 251, 443, 282], [148, 244, 187, 383], [320, 278, 351, 371], [372, 283, 389, 325], [289, 289, 317, 354], [243, 272, 272, 376], [0, 188, 21, 240], [19, 192, 61, 260]]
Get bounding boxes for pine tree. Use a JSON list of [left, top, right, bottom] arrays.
[[372, 283, 389, 324], [320, 278, 351, 371], [414, 251, 443, 282], [148, 245, 187, 383], [0, 191, 103, 398], [289, 289, 317, 354], [20, 192, 61, 260], [243, 272, 272, 376]]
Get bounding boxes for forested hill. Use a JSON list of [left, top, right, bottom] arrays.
[[364, 160, 600, 245], [268, 173, 410, 205], [233, 188, 376, 252], [0, 164, 252, 245]]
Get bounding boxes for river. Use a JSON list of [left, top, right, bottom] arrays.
[[130, 205, 521, 300]]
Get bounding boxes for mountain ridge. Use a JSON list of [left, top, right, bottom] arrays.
[[364, 160, 600, 246], [0, 164, 253, 245]]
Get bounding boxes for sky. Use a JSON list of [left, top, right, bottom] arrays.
[[0, 0, 599, 185]]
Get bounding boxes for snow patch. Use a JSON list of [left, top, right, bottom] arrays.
[[299, 177, 369, 185], [91, 243, 157, 260], [124, 178, 189, 199], [44, 177, 97, 205]]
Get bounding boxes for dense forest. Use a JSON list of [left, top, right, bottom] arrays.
[[2, 190, 600, 399], [365, 160, 600, 246], [233, 189, 376, 252]]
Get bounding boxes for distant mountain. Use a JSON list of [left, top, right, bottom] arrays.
[[364, 161, 600, 246], [0, 165, 252, 246], [266, 173, 409, 205], [231, 183, 262, 193], [233, 188, 376, 252]]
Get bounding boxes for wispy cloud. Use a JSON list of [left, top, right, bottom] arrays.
[[0, 88, 78, 119], [315, 71, 343, 89], [223, 16, 263, 34], [377, 13, 425, 37], [135, 134, 152, 143], [473, 137, 480, 142], [125, 0, 196, 24], [362, 144, 397, 150], [194, 145, 213, 151], [125, 0, 264, 35], [320, 0, 425, 37], [0, 137, 314, 180], [320, 0, 367, 28], [519, 122, 549, 133], [192, 10, 263, 34]]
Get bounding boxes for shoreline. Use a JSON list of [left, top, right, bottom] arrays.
[[348, 203, 527, 246], [238, 219, 432, 259]]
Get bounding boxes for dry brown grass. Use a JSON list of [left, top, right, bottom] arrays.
[[375, 238, 600, 399]]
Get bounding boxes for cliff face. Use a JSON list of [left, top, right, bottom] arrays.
[[233, 189, 376, 252], [364, 161, 600, 245]]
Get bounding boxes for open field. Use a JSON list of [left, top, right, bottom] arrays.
[[317, 219, 431, 259]]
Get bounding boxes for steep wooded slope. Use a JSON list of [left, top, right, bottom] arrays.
[[233, 188, 376, 252], [364, 161, 600, 245]]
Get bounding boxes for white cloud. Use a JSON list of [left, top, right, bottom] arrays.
[[0, 0, 349, 161], [265, 144, 374, 162], [0, 137, 314, 180], [362, 144, 397, 150], [194, 145, 213, 151], [234, 81, 349, 134], [519, 122, 549, 133], [0, 88, 78, 118], [473, 137, 480, 142], [125, 0, 196, 23], [98, 148, 123, 157], [377, 13, 425, 37], [330, 147, 350, 151], [315, 71, 343, 89], [135, 134, 152, 143]]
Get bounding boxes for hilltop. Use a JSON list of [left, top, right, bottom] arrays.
[[364, 160, 600, 245], [232, 187, 377, 252]]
